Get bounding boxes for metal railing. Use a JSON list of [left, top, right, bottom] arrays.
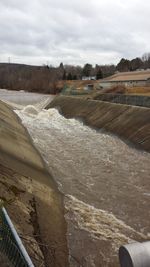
[[0, 207, 34, 267]]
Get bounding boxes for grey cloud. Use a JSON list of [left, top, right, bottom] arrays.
[[0, 0, 150, 66]]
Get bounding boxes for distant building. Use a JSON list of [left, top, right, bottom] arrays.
[[99, 70, 150, 88], [82, 76, 96, 81]]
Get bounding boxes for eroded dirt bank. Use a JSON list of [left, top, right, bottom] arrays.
[[0, 100, 69, 267], [47, 96, 150, 152]]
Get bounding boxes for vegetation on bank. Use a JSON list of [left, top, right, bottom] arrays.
[[0, 53, 150, 94], [0, 62, 115, 94]]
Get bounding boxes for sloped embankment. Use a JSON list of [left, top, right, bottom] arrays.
[[47, 96, 150, 152], [0, 100, 69, 267], [94, 93, 150, 108]]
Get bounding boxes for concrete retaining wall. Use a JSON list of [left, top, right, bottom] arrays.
[[0, 100, 69, 267], [94, 93, 150, 108], [47, 96, 150, 152]]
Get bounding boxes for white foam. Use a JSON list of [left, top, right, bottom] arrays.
[[15, 105, 150, 266], [15, 107, 150, 193], [22, 105, 39, 115], [65, 195, 145, 247], [15, 107, 150, 245]]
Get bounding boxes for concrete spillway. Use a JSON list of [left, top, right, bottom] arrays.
[[47, 96, 150, 152], [0, 100, 68, 267], [1, 90, 150, 267], [16, 100, 150, 267]]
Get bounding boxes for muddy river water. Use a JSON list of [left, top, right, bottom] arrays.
[[1, 90, 150, 267]]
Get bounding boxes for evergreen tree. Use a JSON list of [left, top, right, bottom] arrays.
[[96, 69, 103, 79], [67, 72, 73, 80], [73, 74, 77, 80], [62, 70, 67, 80], [130, 58, 143, 71], [116, 58, 130, 72], [82, 63, 92, 77], [59, 62, 64, 70]]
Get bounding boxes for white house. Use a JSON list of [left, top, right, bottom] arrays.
[[82, 76, 96, 81]]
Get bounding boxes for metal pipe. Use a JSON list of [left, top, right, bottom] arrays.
[[119, 241, 150, 267], [2, 207, 34, 267]]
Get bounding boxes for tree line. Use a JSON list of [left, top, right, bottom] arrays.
[[116, 53, 150, 72], [0, 62, 115, 93], [0, 53, 149, 94]]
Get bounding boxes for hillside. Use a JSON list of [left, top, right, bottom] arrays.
[[0, 63, 63, 94]]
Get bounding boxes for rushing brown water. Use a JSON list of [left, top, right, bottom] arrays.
[[15, 106, 150, 267]]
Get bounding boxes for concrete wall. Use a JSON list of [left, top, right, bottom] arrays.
[[0, 100, 69, 267], [94, 93, 150, 108], [47, 96, 150, 152]]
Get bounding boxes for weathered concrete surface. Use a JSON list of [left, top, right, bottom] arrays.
[[47, 96, 150, 152], [94, 93, 150, 108], [0, 100, 69, 267]]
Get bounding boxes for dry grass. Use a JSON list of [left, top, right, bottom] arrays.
[[60, 80, 150, 96], [95, 85, 150, 96], [60, 80, 99, 90], [100, 85, 126, 94], [126, 86, 150, 95]]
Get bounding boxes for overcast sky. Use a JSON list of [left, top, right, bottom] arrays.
[[0, 0, 150, 66]]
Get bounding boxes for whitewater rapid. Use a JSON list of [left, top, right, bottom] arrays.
[[15, 106, 150, 267]]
